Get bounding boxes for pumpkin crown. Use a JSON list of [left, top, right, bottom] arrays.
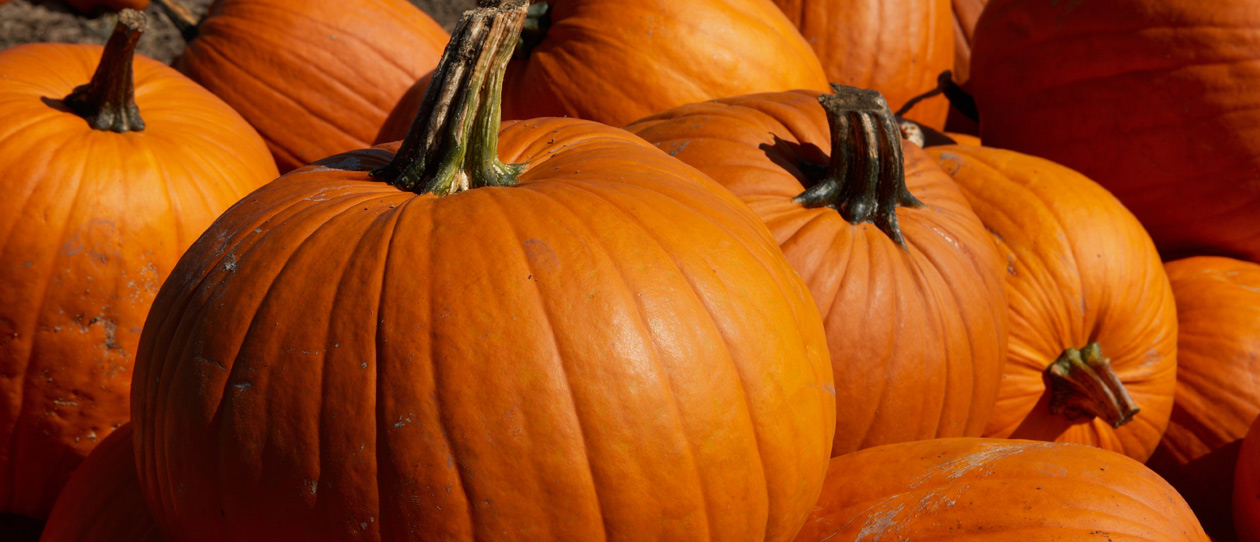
[[1046, 342, 1140, 428], [371, 0, 527, 195], [64, 9, 147, 133], [795, 84, 924, 248]]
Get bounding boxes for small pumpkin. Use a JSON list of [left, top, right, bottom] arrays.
[[41, 423, 159, 542], [795, 438, 1209, 541], [770, 0, 955, 129], [1237, 415, 1260, 542], [0, 10, 276, 519], [131, 3, 835, 540], [1147, 256, 1260, 540], [925, 145, 1177, 461], [170, 0, 449, 172], [970, 0, 1260, 262], [628, 88, 1008, 456]]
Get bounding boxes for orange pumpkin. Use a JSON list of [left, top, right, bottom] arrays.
[[0, 11, 276, 519], [795, 438, 1209, 541], [925, 145, 1177, 461], [1238, 415, 1260, 542], [970, 0, 1260, 262], [41, 423, 159, 542], [172, 0, 449, 172], [950, 0, 986, 84], [131, 4, 835, 540], [1148, 256, 1260, 540], [498, 0, 829, 128], [628, 89, 1008, 456], [771, 0, 955, 128]]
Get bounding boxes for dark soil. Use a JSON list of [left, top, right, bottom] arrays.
[[0, 0, 476, 64]]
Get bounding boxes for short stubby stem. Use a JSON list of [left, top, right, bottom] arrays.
[[371, 0, 527, 195], [1046, 342, 1140, 428], [64, 9, 148, 132], [794, 84, 923, 248]]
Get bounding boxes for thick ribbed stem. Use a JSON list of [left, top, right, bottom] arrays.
[[795, 84, 924, 248], [370, 0, 527, 195], [64, 9, 147, 133], [1046, 343, 1140, 428]]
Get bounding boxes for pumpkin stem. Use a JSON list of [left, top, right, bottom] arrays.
[[895, 70, 978, 122], [371, 0, 527, 195], [795, 84, 923, 248], [153, 0, 200, 42], [1046, 342, 1140, 428], [64, 9, 147, 133], [516, 1, 551, 60]]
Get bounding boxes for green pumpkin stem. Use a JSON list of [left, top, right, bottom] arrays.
[[371, 0, 526, 195], [64, 9, 147, 133], [1046, 343, 1140, 428], [152, 0, 201, 42], [796, 84, 923, 248]]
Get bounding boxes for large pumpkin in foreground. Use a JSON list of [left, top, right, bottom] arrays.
[[131, 4, 835, 540], [628, 88, 1008, 456], [970, 0, 1260, 262], [926, 145, 1177, 461], [0, 11, 276, 518], [794, 438, 1209, 541]]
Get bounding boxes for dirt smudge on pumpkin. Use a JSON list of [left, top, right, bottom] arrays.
[[851, 503, 903, 541], [522, 239, 559, 271]]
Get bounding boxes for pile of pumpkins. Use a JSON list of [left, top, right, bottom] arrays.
[[1, 0, 1258, 540]]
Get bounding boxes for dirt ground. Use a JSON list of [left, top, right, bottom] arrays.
[[0, 0, 477, 63]]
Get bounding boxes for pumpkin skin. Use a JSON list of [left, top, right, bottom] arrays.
[[1237, 415, 1260, 542], [500, 0, 830, 128], [794, 438, 1210, 541], [173, 0, 449, 172], [131, 120, 835, 540], [41, 423, 160, 542], [970, 0, 1260, 262], [950, 0, 986, 84], [628, 90, 1008, 456], [1147, 256, 1260, 541], [925, 145, 1177, 461], [771, 0, 954, 128], [0, 37, 276, 518]]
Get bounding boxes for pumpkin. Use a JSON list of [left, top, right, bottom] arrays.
[[969, 0, 1260, 262], [950, 0, 986, 85], [771, 0, 955, 129], [495, 0, 829, 128], [0, 10, 276, 519], [130, 3, 835, 540], [41, 423, 159, 542], [65, 0, 150, 13], [1238, 415, 1260, 542], [924, 145, 1177, 461], [628, 88, 1007, 456], [794, 438, 1209, 541], [171, 0, 449, 172], [1147, 256, 1260, 540]]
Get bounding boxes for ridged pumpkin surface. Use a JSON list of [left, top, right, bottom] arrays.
[[41, 423, 160, 542], [771, 0, 954, 128], [130, 118, 836, 541], [950, 0, 986, 84], [970, 0, 1260, 262], [927, 145, 1177, 461], [628, 90, 1007, 456], [501, 0, 830, 127], [1148, 256, 1260, 540], [794, 438, 1209, 541], [174, 0, 449, 172], [0, 41, 276, 518]]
